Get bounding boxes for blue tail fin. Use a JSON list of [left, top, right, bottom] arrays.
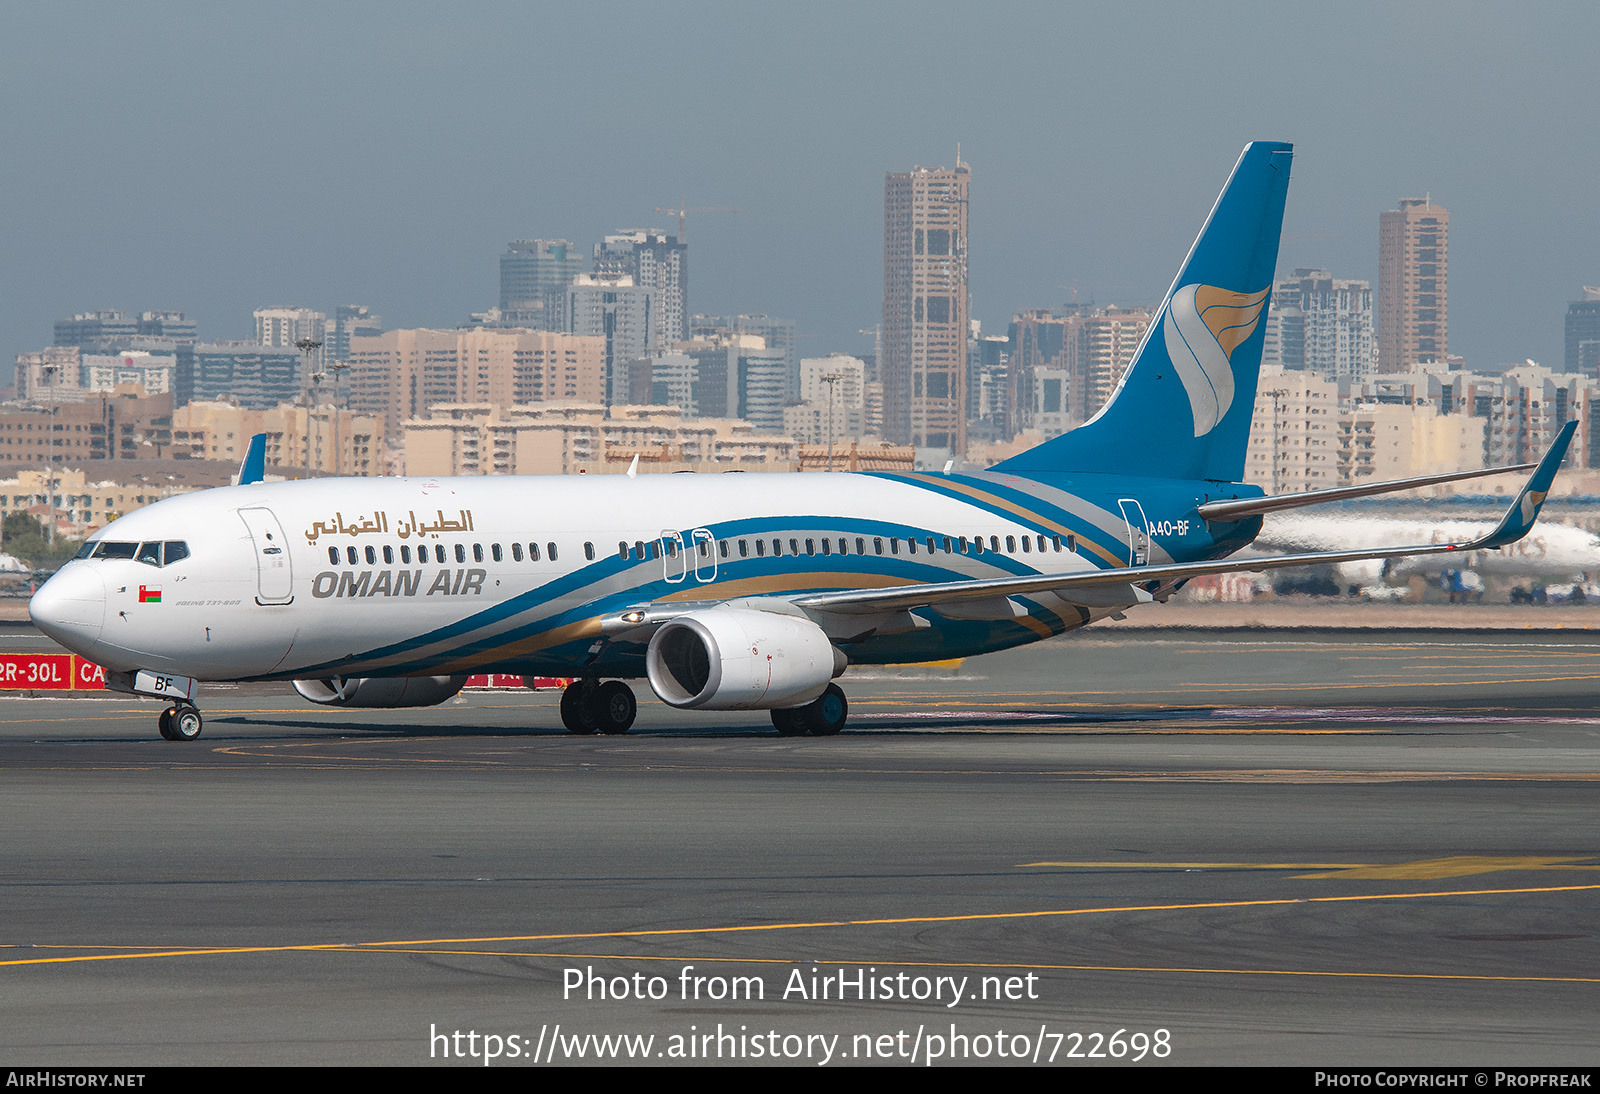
[[236, 433, 267, 486], [994, 141, 1293, 482]]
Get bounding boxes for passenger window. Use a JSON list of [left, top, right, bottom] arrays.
[[789, 538, 799, 555], [584, 542, 595, 561], [454, 544, 466, 564], [1020, 536, 1030, 553], [718, 540, 728, 558], [511, 543, 522, 562], [957, 537, 967, 553], [435, 544, 448, 564], [771, 539, 781, 556], [927, 537, 937, 553], [738, 539, 748, 558], [805, 538, 815, 556], [473, 544, 484, 563], [973, 537, 984, 555], [1065, 535, 1074, 553], [384, 545, 394, 564], [943, 537, 953, 553], [873, 537, 883, 555], [347, 546, 359, 565], [548, 542, 558, 561], [402, 544, 413, 564], [990, 536, 1000, 553], [838, 538, 847, 555], [890, 538, 900, 555], [907, 538, 917, 554], [529, 542, 541, 561], [491, 544, 502, 562], [619, 541, 629, 560], [820, 538, 830, 556], [363, 545, 375, 564], [1006, 535, 1017, 553], [855, 537, 865, 554], [328, 546, 339, 565], [136, 542, 162, 567]]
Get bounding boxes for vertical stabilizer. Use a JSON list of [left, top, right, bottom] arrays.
[[235, 433, 267, 486], [995, 141, 1292, 482]]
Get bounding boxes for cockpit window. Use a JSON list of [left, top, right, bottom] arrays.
[[94, 542, 138, 560], [75, 541, 98, 560], [163, 541, 190, 565], [135, 542, 162, 566]]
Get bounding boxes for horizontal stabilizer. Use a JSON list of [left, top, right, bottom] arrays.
[[1197, 461, 1539, 523]]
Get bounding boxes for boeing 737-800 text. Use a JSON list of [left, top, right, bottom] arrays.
[[28, 142, 1577, 740]]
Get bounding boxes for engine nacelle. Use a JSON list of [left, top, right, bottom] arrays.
[[292, 674, 468, 708], [646, 607, 844, 710]]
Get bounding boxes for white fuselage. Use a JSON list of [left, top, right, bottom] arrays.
[[30, 470, 1164, 684]]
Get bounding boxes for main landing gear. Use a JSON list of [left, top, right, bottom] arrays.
[[560, 679, 637, 735], [157, 703, 203, 741], [770, 683, 848, 737]]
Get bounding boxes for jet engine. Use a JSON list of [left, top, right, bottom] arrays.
[[645, 607, 844, 710], [292, 674, 469, 708]]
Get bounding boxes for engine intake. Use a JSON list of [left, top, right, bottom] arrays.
[[646, 607, 844, 710]]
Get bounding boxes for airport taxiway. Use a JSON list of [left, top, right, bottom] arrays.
[[2, 626, 1599, 1065]]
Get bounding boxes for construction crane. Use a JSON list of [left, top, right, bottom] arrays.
[[653, 200, 742, 242]]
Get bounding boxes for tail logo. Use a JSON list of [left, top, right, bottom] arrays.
[[1162, 283, 1270, 437]]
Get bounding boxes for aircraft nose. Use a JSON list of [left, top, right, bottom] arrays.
[[29, 565, 106, 652]]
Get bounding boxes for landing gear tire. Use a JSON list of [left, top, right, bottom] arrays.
[[771, 708, 807, 736], [800, 684, 848, 736], [592, 681, 637, 735], [560, 682, 597, 734], [165, 704, 203, 741]]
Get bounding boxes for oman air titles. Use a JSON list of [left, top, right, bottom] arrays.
[[311, 568, 488, 599]]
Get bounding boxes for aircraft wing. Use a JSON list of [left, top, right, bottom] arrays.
[[790, 421, 1576, 618]]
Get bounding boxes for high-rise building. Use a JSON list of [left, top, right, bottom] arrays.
[[883, 158, 969, 453], [566, 274, 656, 407], [330, 305, 383, 365], [500, 240, 582, 330], [1377, 197, 1448, 372], [254, 306, 327, 377], [193, 342, 304, 409], [594, 230, 687, 347], [347, 328, 605, 440], [52, 310, 196, 349], [690, 314, 797, 398], [1565, 288, 1600, 375], [1262, 268, 1375, 382]]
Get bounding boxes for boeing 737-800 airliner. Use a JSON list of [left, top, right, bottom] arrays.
[[27, 142, 1578, 741]]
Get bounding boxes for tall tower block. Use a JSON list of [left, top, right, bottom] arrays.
[[884, 158, 969, 453], [1378, 197, 1448, 372]]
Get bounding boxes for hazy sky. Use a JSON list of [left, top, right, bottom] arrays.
[[2, 1, 1596, 383]]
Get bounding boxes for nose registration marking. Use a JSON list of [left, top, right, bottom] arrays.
[[102, 669, 199, 702]]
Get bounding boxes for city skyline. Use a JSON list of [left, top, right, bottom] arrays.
[[2, 3, 1597, 386]]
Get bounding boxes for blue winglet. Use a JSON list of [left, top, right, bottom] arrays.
[[1471, 420, 1576, 550], [236, 433, 267, 486]]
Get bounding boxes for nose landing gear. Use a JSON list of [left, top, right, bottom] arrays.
[[157, 703, 203, 741]]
